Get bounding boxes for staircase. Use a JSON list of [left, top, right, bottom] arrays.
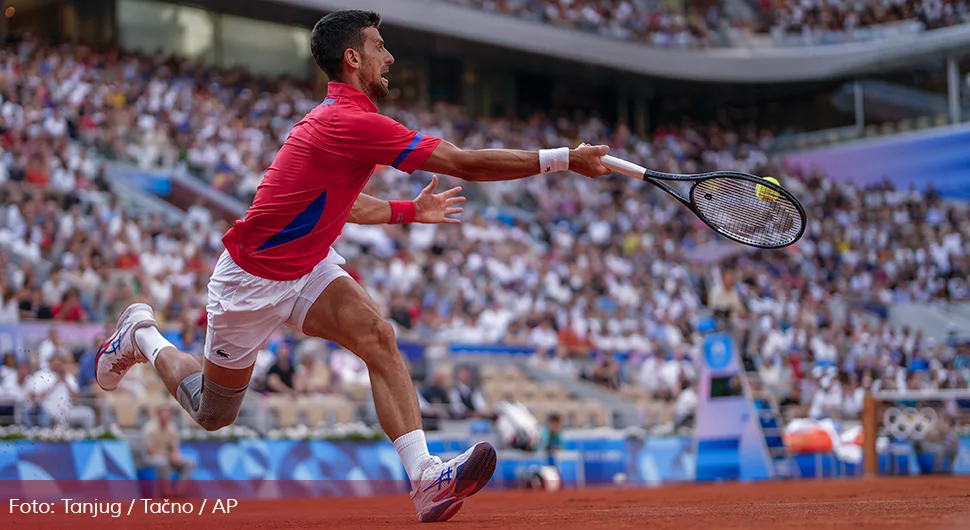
[[745, 371, 799, 479]]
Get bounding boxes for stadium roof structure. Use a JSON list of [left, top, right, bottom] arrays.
[[283, 0, 970, 83]]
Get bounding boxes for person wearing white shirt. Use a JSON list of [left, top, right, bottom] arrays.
[[673, 377, 697, 429], [809, 328, 839, 366], [0, 356, 29, 425], [660, 346, 695, 397], [638, 352, 661, 397], [762, 323, 792, 360], [36, 327, 70, 371], [841, 374, 866, 419], [0, 288, 19, 324], [25, 354, 92, 428], [809, 375, 843, 420], [547, 347, 579, 379], [41, 268, 69, 308], [528, 319, 559, 355]]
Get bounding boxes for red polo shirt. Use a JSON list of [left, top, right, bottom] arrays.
[[222, 82, 442, 281]]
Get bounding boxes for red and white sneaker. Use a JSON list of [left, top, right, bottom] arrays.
[[96, 303, 157, 391], [410, 441, 497, 523]]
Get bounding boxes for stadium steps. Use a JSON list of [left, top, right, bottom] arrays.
[[516, 361, 644, 429], [476, 364, 611, 428], [745, 371, 800, 479], [448, 353, 640, 428]]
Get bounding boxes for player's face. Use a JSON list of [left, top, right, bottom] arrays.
[[358, 27, 394, 100]]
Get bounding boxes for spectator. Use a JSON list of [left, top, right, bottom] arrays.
[[673, 375, 697, 430], [0, 287, 19, 323], [24, 353, 93, 428], [448, 367, 489, 419], [0, 353, 25, 425], [708, 268, 747, 331], [75, 331, 105, 401], [809, 374, 843, 420], [52, 287, 90, 322], [637, 352, 663, 398], [421, 368, 454, 420], [294, 346, 333, 395], [142, 403, 196, 498], [546, 347, 580, 379], [540, 412, 564, 466], [265, 342, 297, 394], [760, 354, 792, 403], [36, 327, 70, 370], [841, 372, 866, 419], [586, 352, 621, 390]]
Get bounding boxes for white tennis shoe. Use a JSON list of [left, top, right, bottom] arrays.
[[410, 441, 498, 522], [96, 303, 157, 391]]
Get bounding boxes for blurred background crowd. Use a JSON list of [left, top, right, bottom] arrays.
[[0, 0, 969, 439], [444, 0, 970, 48]]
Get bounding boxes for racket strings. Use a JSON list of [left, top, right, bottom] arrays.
[[691, 178, 803, 248]]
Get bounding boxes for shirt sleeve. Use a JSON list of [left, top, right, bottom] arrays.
[[337, 112, 442, 174]]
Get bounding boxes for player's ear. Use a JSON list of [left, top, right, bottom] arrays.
[[343, 48, 360, 72]]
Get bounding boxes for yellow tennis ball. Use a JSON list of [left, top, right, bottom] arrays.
[[756, 176, 780, 202]]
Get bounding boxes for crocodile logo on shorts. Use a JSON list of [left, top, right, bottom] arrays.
[[215, 349, 231, 359]]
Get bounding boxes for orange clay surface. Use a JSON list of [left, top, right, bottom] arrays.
[[7, 476, 970, 529]]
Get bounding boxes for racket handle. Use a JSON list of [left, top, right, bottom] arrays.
[[601, 155, 646, 180]]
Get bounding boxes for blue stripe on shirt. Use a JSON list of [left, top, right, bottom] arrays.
[[256, 189, 328, 251], [391, 132, 424, 170]]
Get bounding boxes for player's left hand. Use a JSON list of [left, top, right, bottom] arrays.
[[414, 174, 466, 224]]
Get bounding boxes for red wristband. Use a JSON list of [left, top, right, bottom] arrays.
[[389, 200, 416, 224]]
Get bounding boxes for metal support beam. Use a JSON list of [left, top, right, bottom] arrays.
[[634, 97, 648, 138], [854, 80, 865, 132], [947, 57, 961, 124]]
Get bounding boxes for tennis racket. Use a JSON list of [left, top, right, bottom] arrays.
[[601, 155, 807, 249]]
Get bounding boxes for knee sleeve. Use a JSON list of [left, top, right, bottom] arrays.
[[176, 372, 247, 432]]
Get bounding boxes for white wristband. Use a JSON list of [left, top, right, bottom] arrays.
[[539, 147, 570, 174]]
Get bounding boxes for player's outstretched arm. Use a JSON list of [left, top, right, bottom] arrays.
[[348, 175, 466, 225], [419, 139, 612, 182]]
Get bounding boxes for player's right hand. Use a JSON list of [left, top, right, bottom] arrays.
[[570, 144, 611, 179]]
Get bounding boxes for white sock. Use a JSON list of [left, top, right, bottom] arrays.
[[393, 429, 436, 486], [134, 326, 174, 366]]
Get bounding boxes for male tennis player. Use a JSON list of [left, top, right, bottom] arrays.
[[96, 9, 611, 522]]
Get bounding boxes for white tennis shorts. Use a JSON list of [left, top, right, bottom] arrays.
[[203, 248, 351, 369]]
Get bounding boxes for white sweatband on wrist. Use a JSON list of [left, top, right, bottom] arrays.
[[539, 147, 570, 174]]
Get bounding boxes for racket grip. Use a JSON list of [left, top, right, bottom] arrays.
[[601, 155, 646, 180]]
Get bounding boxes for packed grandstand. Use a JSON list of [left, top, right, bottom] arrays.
[[444, 0, 970, 47], [0, 1, 968, 463]]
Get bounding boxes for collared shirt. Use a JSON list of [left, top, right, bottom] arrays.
[[222, 82, 441, 281]]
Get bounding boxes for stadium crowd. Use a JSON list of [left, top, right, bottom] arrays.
[[0, 38, 969, 434], [443, 0, 970, 47]]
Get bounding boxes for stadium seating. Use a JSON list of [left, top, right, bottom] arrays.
[[442, 0, 970, 48], [1, 36, 967, 443]]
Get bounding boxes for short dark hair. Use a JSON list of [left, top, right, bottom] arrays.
[[311, 10, 382, 81]]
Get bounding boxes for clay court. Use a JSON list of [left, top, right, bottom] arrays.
[[10, 476, 970, 529]]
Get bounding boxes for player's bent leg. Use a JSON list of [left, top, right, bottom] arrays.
[[296, 275, 496, 522], [172, 360, 252, 432], [299, 277, 424, 442], [97, 303, 252, 432], [165, 248, 293, 431]]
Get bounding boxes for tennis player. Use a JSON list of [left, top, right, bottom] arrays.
[[96, 9, 611, 522]]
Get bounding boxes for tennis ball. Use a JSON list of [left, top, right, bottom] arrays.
[[756, 176, 780, 202]]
